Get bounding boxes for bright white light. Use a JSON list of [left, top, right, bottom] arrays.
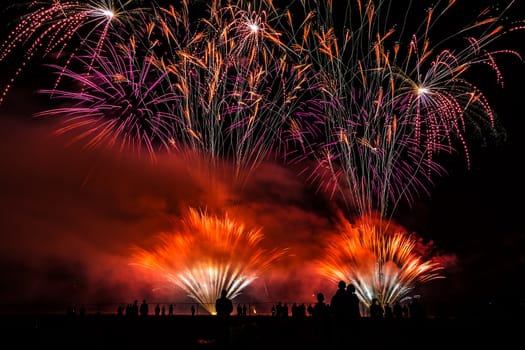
[[100, 9, 115, 20], [248, 23, 259, 32], [417, 86, 429, 95]]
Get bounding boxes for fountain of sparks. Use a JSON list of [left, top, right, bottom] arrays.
[[317, 213, 445, 308], [131, 207, 287, 314]]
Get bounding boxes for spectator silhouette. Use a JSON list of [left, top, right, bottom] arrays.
[[154, 304, 160, 316], [299, 303, 306, 319], [292, 302, 298, 318], [237, 304, 243, 317], [168, 304, 174, 316], [393, 301, 404, 319], [131, 300, 139, 317], [282, 303, 289, 318], [307, 303, 314, 317], [370, 298, 384, 319], [216, 289, 233, 317], [139, 299, 149, 318], [331, 280, 352, 345], [191, 304, 196, 316], [215, 289, 234, 345], [384, 303, 394, 319], [346, 284, 362, 348], [117, 305, 124, 317], [275, 301, 283, 317], [311, 292, 331, 345], [347, 283, 362, 320]]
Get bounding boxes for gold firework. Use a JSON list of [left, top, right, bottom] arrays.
[[131, 207, 287, 314]]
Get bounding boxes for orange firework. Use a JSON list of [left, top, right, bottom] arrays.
[[130, 207, 287, 314], [317, 214, 445, 308]]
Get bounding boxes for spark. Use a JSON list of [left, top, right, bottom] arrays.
[[317, 213, 446, 308], [130, 207, 287, 315]]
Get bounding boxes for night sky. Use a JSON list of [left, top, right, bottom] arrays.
[[0, 0, 523, 317]]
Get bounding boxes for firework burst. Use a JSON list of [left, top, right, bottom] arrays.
[[155, 0, 322, 186], [0, 0, 522, 309], [32, 14, 180, 160], [317, 213, 446, 308], [0, 0, 145, 105], [130, 207, 287, 314], [292, 0, 523, 219], [21, 0, 323, 185]]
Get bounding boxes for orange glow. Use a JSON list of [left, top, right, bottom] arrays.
[[130, 207, 288, 314], [317, 214, 445, 307]]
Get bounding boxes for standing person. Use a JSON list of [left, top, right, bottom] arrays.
[[215, 289, 234, 345], [346, 284, 362, 320], [139, 299, 149, 318], [237, 304, 243, 317], [393, 301, 403, 319], [330, 280, 351, 346], [346, 283, 363, 348], [370, 298, 384, 319], [311, 292, 331, 345], [215, 289, 233, 317]]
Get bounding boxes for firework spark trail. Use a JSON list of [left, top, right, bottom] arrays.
[[317, 213, 445, 308], [130, 207, 287, 314], [291, 0, 523, 220], [22, 0, 323, 186], [0, 0, 145, 105], [151, 0, 323, 186], [1, 0, 522, 204], [33, 21, 178, 160]]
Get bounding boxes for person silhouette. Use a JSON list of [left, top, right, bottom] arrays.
[[311, 292, 331, 345], [139, 299, 149, 318], [346, 283, 362, 348], [215, 289, 233, 317], [393, 301, 403, 319], [370, 298, 384, 319], [215, 289, 234, 345], [237, 304, 243, 317], [346, 283, 362, 320], [331, 280, 351, 345]]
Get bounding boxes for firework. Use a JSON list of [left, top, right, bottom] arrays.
[[155, 0, 322, 186], [2, 1, 523, 196], [317, 213, 446, 308], [33, 19, 179, 160], [0, 0, 146, 105], [130, 207, 287, 315], [24, 0, 322, 185], [292, 0, 523, 219], [0, 0, 522, 309]]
